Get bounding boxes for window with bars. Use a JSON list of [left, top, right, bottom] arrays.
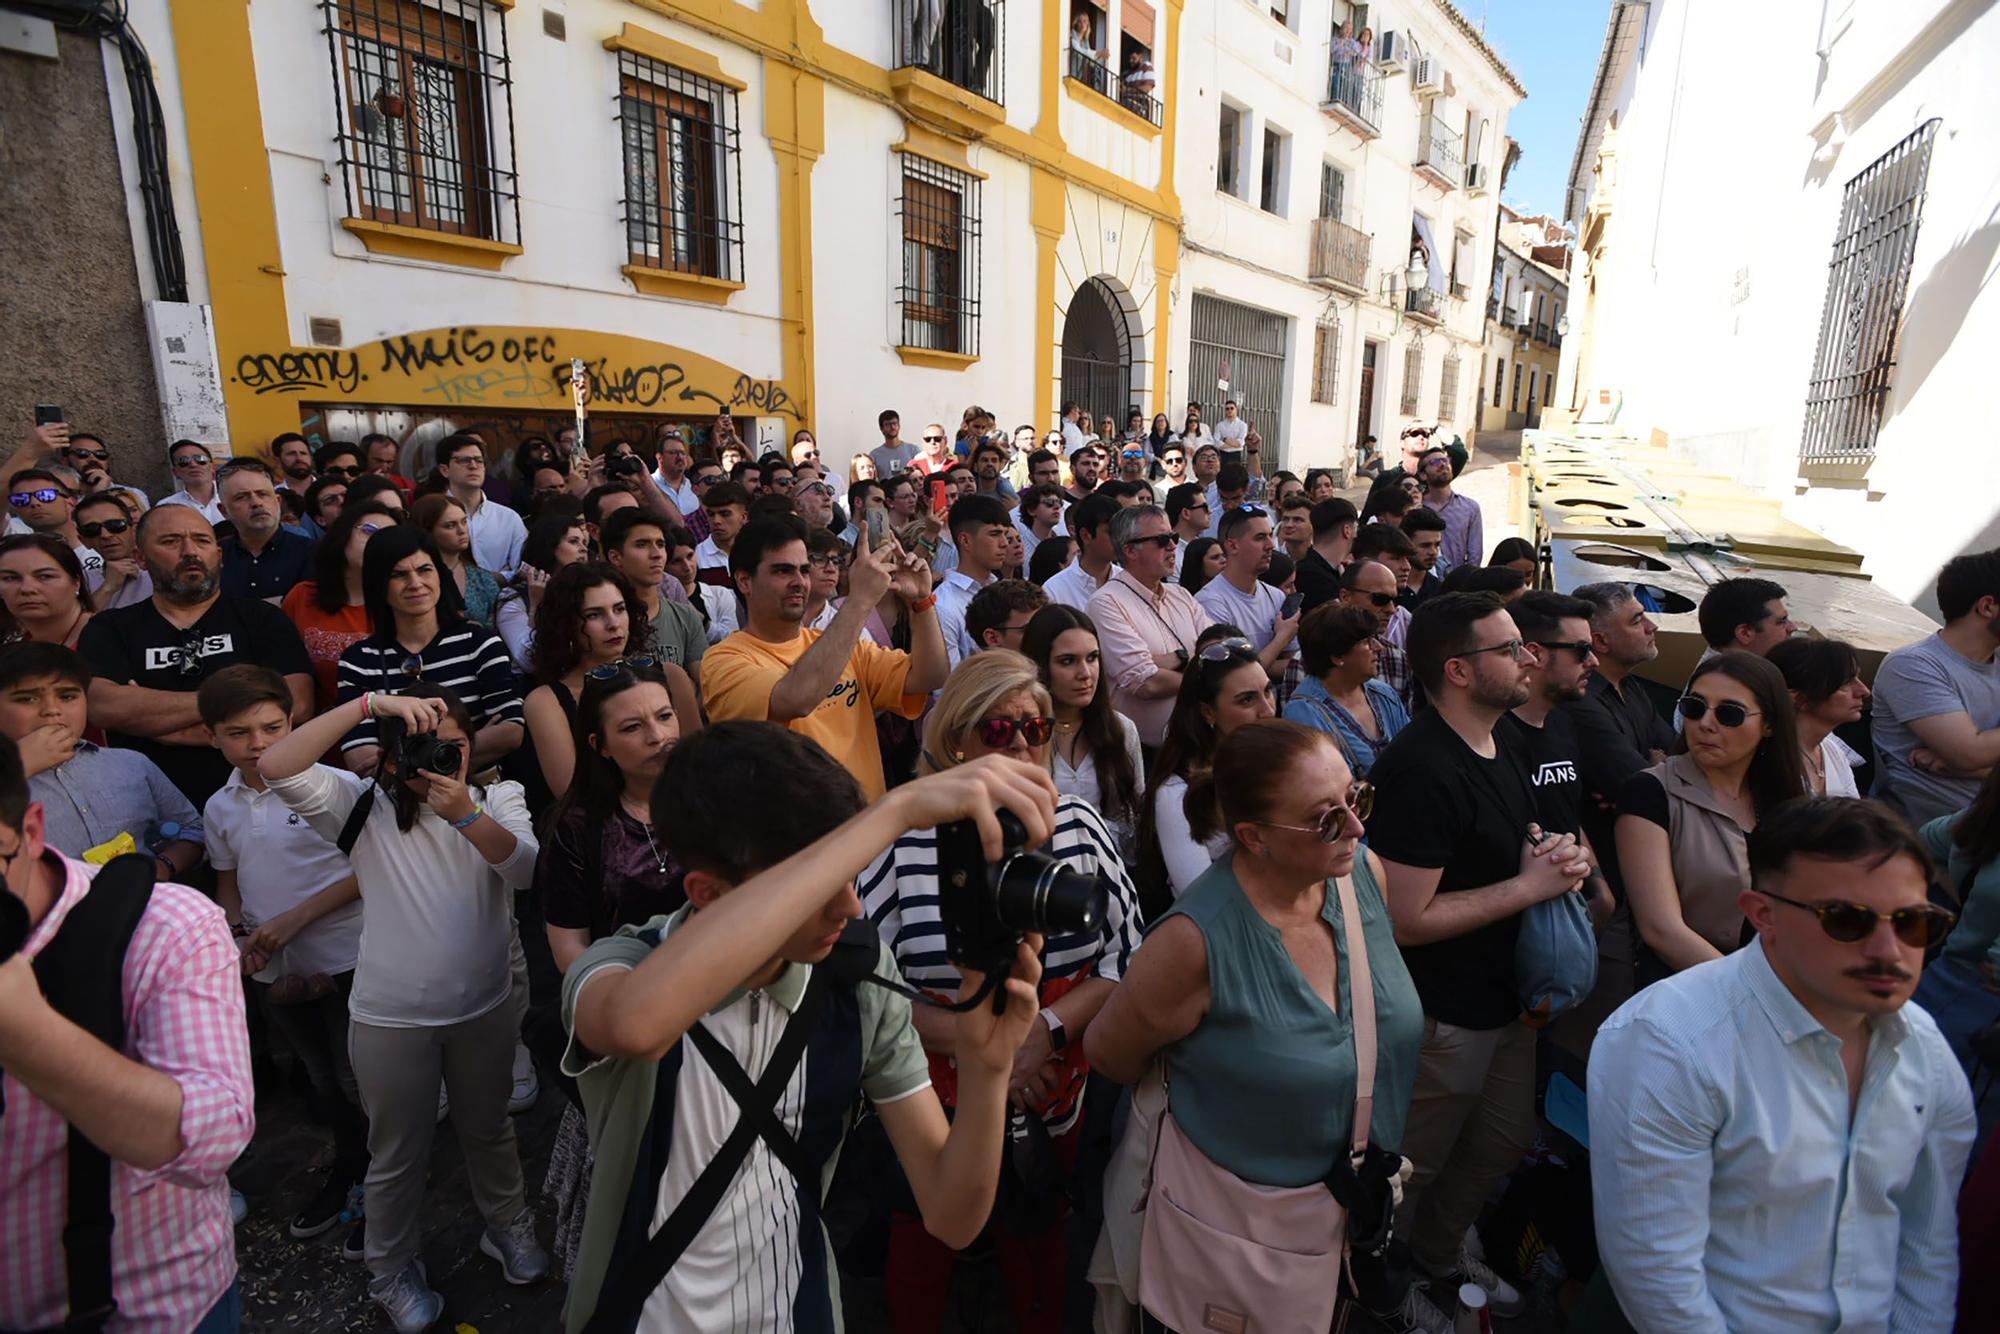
[[1543, 369, 1554, 407], [1311, 319, 1340, 404], [1493, 356, 1505, 407], [1438, 355, 1460, 422], [322, 0, 519, 243], [898, 158, 982, 355], [1799, 119, 1940, 466], [1399, 342, 1423, 415], [1511, 361, 1523, 411], [616, 51, 744, 281]]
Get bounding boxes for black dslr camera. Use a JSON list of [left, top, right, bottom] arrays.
[[379, 715, 463, 779], [932, 810, 1107, 982], [606, 452, 648, 481]]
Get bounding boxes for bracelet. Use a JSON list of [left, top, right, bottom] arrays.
[[449, 805, 484, 830], [908, 593, 938, 613], [360, 691, 374, 720]]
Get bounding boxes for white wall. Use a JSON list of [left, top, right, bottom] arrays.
[[1567, 0, 2000, 609], [1167, 0, 1518, 474]]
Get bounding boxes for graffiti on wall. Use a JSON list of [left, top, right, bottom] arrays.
[[229, 326, 801, 420]]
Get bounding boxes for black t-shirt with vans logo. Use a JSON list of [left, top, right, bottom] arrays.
[[1497, 711, 1587, 842], [78, 594, 311, 806], [1366, 708, 1539, 1030]]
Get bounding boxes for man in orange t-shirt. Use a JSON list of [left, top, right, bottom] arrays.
[[701, 517, 946, 799]]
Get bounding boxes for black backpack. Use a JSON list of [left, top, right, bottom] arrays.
[[22, 853, 158, 1333]]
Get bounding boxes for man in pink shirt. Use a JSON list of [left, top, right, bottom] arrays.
[[1088, 503, 1217, 745], [0, 736, 254, 1331]]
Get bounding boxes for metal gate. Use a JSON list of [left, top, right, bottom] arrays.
[[1188, 293, 1287, 456], [1061, 277, 1133, 432]]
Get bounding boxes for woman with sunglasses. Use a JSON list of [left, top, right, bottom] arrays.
[[0, 534, 94, 649], [858, 650, 1142, 1334], [1177, 535, 1226, 596], [1283, 604, 1409, 779], [1022, 604, 1146, 855], [1617, 650, 1806, 984], [285, 503, 401, 714], [1138, 631, 1277, 910], [494, 513, 590, 672], [532, 659, 689, 1278], [1766, 636, 1869, 797], [1085, 719, 1424, 1333], [522, 563, 699, 798], [414, 493, 501, 628]]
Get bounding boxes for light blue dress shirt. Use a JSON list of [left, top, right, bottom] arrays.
[[1588, 941, 1973, 1333], [30, 742, 205, 859]]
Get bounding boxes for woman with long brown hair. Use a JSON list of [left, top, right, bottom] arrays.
[[1021, 603, 1144, 851]]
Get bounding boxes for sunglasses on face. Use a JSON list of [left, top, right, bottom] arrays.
[[1351, 589, 1396, 608], [972, 714, 1056, 748], [1259, 782, 1377, 842], [65, 447, 111, 462], [322, 464, 359, 478], [1125, 533, 1177, 551], [1759, 889, 1956, 949], [585, 654, 661, 681], [10, 489, 65, 506], [172, 454, 212, 468], [1536, 640, 1595, 659], [1676, 696, 1760, 728], [923, 435, 946, 444], [694, 473, 723, 486], [77, 517, 132, 538]]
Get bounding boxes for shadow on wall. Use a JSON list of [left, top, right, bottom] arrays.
[[1887, 210, 2000, 413]]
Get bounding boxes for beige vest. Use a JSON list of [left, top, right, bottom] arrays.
[[1651, 753, 1755, 953]]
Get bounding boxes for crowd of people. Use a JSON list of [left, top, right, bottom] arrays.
[[1, 404, 1996, 1334]]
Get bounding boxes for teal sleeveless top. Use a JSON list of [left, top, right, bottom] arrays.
[[1159, 854, 1422, 1188]]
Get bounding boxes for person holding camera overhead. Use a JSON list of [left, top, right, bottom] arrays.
[[858, 650, 1143, 1334], [1086, 718, 1425, 1334], [333, 524, 524, 779], [260, 682, 548, 1332]]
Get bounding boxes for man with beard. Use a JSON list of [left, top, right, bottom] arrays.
[[1365, 592, 1592, 1322], [1064, 445, 1102, 504], [77, 504, 312, 805], [271, 431, 317, 491], [1590, 798, 1971, 1332], [218, 459, 313, 602], [702, 517, 945, 799]]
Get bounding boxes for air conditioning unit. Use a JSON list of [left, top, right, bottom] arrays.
[[1413, 56, 1445, 96], [1377, 30, 1409, 71], [1465, 162, 1488, 195]]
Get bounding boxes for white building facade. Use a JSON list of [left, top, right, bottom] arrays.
[[1479, 204, 1568, 434], [1166, 0, 1523, 476], [1556, 0, 2000, 612], [106, 0, 1184, 471]]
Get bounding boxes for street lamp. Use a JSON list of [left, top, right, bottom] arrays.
[[1556, 313, 1570, 338], [1405, 251, 1429, 292]]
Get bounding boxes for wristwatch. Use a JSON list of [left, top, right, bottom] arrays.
[[1039, 1007, 1067, 1052], [1173, 648, 1190, 668]]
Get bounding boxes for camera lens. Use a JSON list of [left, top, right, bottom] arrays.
[[991, 850, 1106, 939]]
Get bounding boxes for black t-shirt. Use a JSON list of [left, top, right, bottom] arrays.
[[78, 595, 311, 806], [1366, 707, 1538, 1029], [1498, 710, 1587, 841], [1296, 548, 1344, 612]]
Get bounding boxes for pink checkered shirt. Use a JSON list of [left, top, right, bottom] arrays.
[[0, 853, 254, 1331]]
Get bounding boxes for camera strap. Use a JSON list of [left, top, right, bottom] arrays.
[[27, 853, 157, 1331], [335, 785, 376, 859], [584, 961, 834, 1333]]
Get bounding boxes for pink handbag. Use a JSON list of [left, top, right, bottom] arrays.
[[1137, 872, 1380, 1334]]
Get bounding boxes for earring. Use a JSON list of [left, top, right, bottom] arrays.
[[953, 750, 966, 762], [1333, 659, 1345, 669]]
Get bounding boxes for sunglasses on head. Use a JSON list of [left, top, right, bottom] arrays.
[[585, 654, 661, 681], [972, 714, 1056, 748], [1196, 636, 1257, 666], [10, 489, 65, 506], [1258, 782, 1376, 842], [1676, 695, 1759, 728], [1759, 890, 1956, 949], [65, 447, 111, 462], [77, 517, 132, 538]]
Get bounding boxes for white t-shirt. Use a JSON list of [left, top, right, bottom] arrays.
[[1194, 573, 1289, 654], [1154, 774, 1232, 896], [265, 764, 537, 1027], [204, 765, 364, 982]]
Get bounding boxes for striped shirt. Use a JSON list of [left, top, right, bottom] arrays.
[[1, 854, 254, 1331], [334, 621, 524, 753], [858, 795, 1143, 1132]]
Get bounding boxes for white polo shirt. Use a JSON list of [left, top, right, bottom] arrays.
[[204, 765, 365, 983]]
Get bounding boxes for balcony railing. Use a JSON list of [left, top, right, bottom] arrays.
[[1416, 110, 1462, 187], [1309, 216, 1371, 291], [895, 0, 1005, 106], [1406, 286, 1444, 322], [1324, 57, 1383, 136], [1450, 279, 1471, 299], [1535, 321, 1552, 343], [1066, 48, 1163, 126]]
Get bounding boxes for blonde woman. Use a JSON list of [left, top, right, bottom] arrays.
[[858, 649, 1143, 1333]]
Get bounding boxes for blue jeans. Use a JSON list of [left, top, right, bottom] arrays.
[[1912, 956, 2000, 1149], [191, 1279, 242, 1333]]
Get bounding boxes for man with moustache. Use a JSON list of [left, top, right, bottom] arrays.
[[77, 505, 313, 806], [1590, 798, 1973, 1332], [271, 431, 318, 491]]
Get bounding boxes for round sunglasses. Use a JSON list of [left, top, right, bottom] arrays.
[[1258, 782, 1377, 842], [1759, 889, 1956, 949], [1676, 695, 1760, 728], [971, 714, 1055, 748]]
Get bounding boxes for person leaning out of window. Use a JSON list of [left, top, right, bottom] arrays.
[[1616, 650, 1806, 986]]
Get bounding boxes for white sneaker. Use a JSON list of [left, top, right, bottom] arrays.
[[1428, 1246, 1525, 1319], [1368, 1277, 1454, 1334], [480, 1209, 551, 1285], [368, 1257, 443, 1334], [508, 1041, 539, 1116]]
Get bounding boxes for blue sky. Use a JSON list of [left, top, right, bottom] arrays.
[[1468, 0, 1612, 223]]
